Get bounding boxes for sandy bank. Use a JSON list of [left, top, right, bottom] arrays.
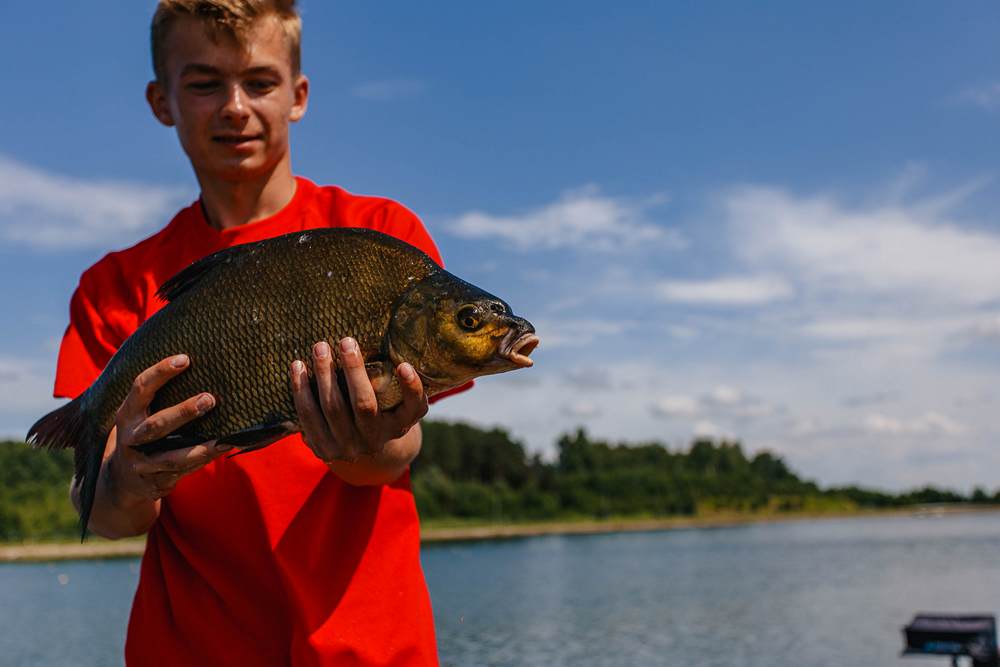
[[3, 505, 996, 562]]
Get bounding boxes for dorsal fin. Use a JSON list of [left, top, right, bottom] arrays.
[[156, 243, 254, 302]]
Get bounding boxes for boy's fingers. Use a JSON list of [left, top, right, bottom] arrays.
[[119, 354, 190, 421], [132, 440, 222, 476], [129, 392, 215, 445], [290, 359, 342, 457], [339, 338, 379, 436], [388, 363, 428, 437], [313, 342, 348, 429], [312, 342, 357, 459]]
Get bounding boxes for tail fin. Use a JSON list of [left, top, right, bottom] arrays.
[[26, 397, 105, 541]]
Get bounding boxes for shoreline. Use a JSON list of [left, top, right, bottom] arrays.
[[3, 505, 997, 563]]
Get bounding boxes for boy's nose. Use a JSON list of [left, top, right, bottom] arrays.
[[220, 85, 250, 124]]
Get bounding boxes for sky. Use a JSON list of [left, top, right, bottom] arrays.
[[2, 1, 1000, 491]]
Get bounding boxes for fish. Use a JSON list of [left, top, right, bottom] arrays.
[[26, 228, 539, 538]]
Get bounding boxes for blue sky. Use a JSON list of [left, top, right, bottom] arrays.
[[2, 1, 1000, 491]]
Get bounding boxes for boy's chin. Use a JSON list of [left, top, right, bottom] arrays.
[[196, 155, 280, 182]]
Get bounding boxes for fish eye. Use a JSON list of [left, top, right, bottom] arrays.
[[457, 306, 482, 331]]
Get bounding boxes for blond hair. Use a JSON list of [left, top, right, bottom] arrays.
[[151, 0, 302, 82]]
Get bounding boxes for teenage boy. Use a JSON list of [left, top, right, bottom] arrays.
[[54, 1, 460, 664]]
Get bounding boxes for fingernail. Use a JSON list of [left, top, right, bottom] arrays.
[[340, 338, 356, 355], [171, 354, 189, 368], [314, 341, 329, 359], [292, 360, 304, 374], [196, 394, 214, 414], [215, 443, 233, 452], [399, 363, 415, 381]]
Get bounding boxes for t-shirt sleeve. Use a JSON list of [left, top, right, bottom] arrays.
[[375, 201, 445, 267], [53, 264, 125, 399], [375, 201, 473, 403]]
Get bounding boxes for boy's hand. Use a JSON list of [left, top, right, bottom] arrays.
[[107, 354, 229, 504], [290, 338, 427, 479]]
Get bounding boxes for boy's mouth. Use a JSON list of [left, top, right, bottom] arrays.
[[213, 134, 263, 146]]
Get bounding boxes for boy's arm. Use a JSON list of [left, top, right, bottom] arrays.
[[290, 338, 427, 486], [326, 423, 422, 487], [70, 355, 229, 539]]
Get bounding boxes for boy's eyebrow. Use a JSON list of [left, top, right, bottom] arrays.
[[243, 66, 282, 77], [180, 63, 222, 77], [179, 63, 283, 78]]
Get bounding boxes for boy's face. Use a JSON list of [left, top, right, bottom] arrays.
[[146, 15, 308, 183]]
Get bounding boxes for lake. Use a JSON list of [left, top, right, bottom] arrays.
[[3, 512, 999, 666]]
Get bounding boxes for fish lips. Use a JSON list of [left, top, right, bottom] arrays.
[[498, 318, 539, 369]]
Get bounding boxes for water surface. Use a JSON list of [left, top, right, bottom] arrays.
[[3, 512, 998, 666]]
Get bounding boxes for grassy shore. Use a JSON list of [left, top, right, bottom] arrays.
[[3, 504, 997, 563]]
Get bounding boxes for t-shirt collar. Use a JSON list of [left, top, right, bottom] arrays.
[[192, 176, 315, 247]]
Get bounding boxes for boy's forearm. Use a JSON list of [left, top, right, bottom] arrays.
[[70, 431, 161, 540], [327, 422, 422, 486]]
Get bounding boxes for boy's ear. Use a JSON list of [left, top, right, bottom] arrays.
[[289, 74, 309, 123], [146, 81, 175, 127]]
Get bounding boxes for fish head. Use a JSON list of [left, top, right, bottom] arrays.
[[388, 272, 539, 392]]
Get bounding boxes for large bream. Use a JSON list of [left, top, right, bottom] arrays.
[[28, 228, 539, 537]]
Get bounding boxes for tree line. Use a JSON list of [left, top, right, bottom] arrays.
[[413, 422, 999, 520], [1, 420, 997, 541]]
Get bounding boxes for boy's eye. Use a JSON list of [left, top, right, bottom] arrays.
[[186, 80, 219, 92], [246, 79, 278, 94]]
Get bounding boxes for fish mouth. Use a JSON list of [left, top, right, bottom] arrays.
[[500, 331, 539, 368]]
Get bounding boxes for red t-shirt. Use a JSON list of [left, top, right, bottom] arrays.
[[54, 178, 462, 666]]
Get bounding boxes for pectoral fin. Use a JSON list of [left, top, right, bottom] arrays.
[[218, 421, 298, 456], [366, 361, 403, 411]]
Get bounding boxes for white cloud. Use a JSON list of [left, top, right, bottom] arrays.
[[693, 420, 731, 439], [532, 317, 635, 349], [656, 274, 793, 306], [650, 395, 699, 418], [725, 185, 1000, 306], [863, 414, 907, 435], [883, 162, 931, 204], [790, 417, 824, 437], [562, 401, 601, 419], [664, 325, 698, 340], [842, 391, 897, 408], [562, 368, 614, 391], [650, 385, 777, 424], [0, 356, 64, 437], [703, 386, 778, 421], [863, 411, 968, 436], [0, 156, 187, 251], [798, 317, 923, 342], [797, 314, 996, 362], [448, 185, 684, 252], [955, 82, 1000, 111], [351, 78, 426, 101], [966, 315, 1000, 341], [705, 385, 743, 406], [798, 317, 944, 345]]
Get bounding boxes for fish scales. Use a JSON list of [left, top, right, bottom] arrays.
[[134, 230, 437, 440]]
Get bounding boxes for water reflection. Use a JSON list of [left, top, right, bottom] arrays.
[[3, 512, 1000, 666], [422, 514, 1000, 666]]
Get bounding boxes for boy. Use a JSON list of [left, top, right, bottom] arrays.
[[55, 1, 461, 664]]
